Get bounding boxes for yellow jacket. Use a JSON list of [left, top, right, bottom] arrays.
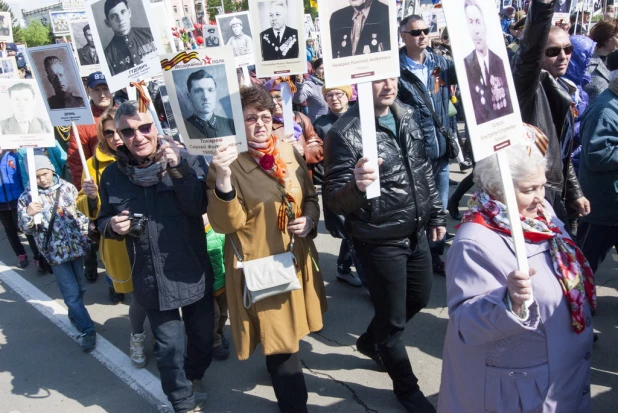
[[76, 149, 133, 294]]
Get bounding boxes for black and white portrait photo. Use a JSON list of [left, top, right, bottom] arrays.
[[204, 26, 221, 47], [217, 12, 253, 58], [172, 66, 235, 140], [463, 0, 513, 124], [422, 9, 439, 36], [181, 16, 194, 31], [329, 0, 392, 59], [258, 0, 299, 61], [69, 21, 100, 67], [554, 0, 572, 13], [0, 57, 17, 79], [0, 12, 12, 43]]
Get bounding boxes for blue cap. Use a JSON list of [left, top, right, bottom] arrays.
[[5, 43, 17, 52], [15, 53, 26, 69], [87, 71, 107, 88]]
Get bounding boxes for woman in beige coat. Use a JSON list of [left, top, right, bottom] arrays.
[[207, 85, 327, 413]]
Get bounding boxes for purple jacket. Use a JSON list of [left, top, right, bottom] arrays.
[[438, 206, 593, 412]]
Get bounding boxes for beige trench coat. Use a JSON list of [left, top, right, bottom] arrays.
[[207, 142, 327, 360]]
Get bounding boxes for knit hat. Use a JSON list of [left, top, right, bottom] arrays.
[[322, 85, 353, 100], [25, 154, 55, 173]]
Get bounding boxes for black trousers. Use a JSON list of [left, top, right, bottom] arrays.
[[576, 220, 618, 274], [353, 236, 432, 398], [545, 188, 570, 230], [0, 207, 39, 258], [266, 352, 308, 413], [146, 294, 214, 413]]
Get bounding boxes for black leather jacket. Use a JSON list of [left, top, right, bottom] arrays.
[[323, 100, 446, 243], [512, 0, 583, 203]]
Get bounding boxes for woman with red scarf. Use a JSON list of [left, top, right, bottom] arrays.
[[207, 85, 327, 413], [438, 142, 595, 412]]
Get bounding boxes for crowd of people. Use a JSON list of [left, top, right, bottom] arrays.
[[0, 0, 616, 412]]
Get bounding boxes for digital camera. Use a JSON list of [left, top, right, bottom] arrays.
[[127, 213, 148, 237]]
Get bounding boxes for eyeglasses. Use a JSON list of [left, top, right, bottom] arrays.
[[402, 28, 430, 37], [244, 114, 273, 125], [325, 91, 345, 100], [544, 44, 573, 57], [271, 95, 283, 102], [118, 122, 153, 139], [102, 129, 116, 139]]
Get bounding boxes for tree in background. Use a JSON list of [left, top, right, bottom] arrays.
[[205, 0, 249, 22], [304, 0, 318, 20], [0, 1, 22, 43], [17, 20, 55, 47]]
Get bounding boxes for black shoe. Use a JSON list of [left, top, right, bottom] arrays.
[[447, 197, 462, 220], [108, 287, 124, 304], [432, 256, 446, 276], [356, 332, 383, 368], [445, 233, 455, 241], [459, 159, 473, 171], [84, 266, 98, 283], [213, 344, 230, 360], [398, 390, 436, 413]]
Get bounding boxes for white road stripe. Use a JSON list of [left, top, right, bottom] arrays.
[[0, 264, 171, 413]]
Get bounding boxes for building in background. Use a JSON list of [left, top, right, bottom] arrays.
[[168, 0, 197, 28], [22, 0, 84, 27]]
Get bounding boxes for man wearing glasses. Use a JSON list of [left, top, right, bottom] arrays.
[[463, 0, 513, 125], [329, 0, 391, 59], [513, 0, 589, 229], [396, 14, 456, 276], [98, 100, 213, 413]]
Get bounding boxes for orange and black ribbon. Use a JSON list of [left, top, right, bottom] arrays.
[[272, 77, 297, 94], [432, 67, 445, 94], [278, 193, 300, 232], [160, 51, 200, 71], [129, 81, 151, 113]]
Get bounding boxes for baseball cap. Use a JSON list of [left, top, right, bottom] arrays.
[[87, 71, 107, 88], [5, 43, 17, 52], [15, 53, 26, 69], [606, 49, 618, 71]]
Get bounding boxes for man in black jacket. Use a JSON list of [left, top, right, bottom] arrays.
[[98, 101, 213, 413], [512, 0, 589, 227], [323, 78, 445, 413]]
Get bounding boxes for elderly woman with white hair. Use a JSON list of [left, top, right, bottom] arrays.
[[438, 140, 596, 412]]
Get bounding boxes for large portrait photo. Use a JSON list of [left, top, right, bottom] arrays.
[[27, 44, 95, 126], [86, 0, 165, 92], [0, 79, 55, 149], [0, 12, 13, 43], [216, 11, 255, 67], [68, 20, 102, 76], [49, 10, 87, 35], [442, 0, 522, 162]]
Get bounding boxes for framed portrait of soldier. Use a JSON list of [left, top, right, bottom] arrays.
[[26, 44, 95, 126], [318, 0, 399, 87], [0, 12, 13, 43], [160, 48, 247, 156], [0, 79, 55, 149], [0, 57, 17, 79], [216, 11, 255, 68], [203, 25, 221, 48], [250, 0, 306, 77], [85, 0, 165, 92], [49, 10, 87, 36], [68, 19, 102, 77], [422, 9, 439, 37], [442, 0, 523, 162]]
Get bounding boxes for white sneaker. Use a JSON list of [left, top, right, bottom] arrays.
[[130, 332, 147, 368]]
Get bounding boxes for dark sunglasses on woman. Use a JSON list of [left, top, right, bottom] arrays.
[[544, 44, 573, 58], [402, 28, 430, 37], [118, 122, 153, 139]]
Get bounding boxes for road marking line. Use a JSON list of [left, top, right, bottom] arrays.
[[0, 264, 171, 412]]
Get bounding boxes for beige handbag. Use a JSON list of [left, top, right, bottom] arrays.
[[230, 235, 302, 309]]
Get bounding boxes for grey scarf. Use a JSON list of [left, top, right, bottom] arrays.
[[116, 145, 167, 187]]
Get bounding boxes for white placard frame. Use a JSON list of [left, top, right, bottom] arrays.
[[216, 11, 256, 68], [0, 57, 18, 79], [0, 12, 13, 43], [67, 18, 103, 77], [357, 82, 380, 199]]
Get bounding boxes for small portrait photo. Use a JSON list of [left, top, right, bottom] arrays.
[[29, 45, 87, 110], [304, 13, 316, 37], [329, 0, 392, 59], [203, 25, 221, 47], [69, 20, 100, 66], [172, 65, 236, 140], [0, 12, 13, 42], [90, 0, 158, 76], [554, 0, 572, 13], [422, 9, 439, 36], [181, 15, 194, 31], [0, 57, 17, 79], [217, 12, 253, 58], [50, 10, 87, 35], [257, 0, 300, 61]]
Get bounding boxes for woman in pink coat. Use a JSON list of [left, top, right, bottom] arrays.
[[439, 143, 596, 412]]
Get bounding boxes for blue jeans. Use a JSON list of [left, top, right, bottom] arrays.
[[51, 257, 95, 334], [429, 156, 449, 256]]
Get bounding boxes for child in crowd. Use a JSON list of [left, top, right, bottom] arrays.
[[203, 213, 229, 360], [17, 154, 96, 352]]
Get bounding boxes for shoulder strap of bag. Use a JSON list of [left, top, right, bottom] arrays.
[[44, 189, 62, 250], [410, 82, 451, 139], [229, 233, 295, 264]]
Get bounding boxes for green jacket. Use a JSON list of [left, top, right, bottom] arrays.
[[206, 226, 226, 293]]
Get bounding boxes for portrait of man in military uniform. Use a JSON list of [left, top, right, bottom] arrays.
[[42, 56, 86, 110], [223, 16, 253, 57], [554, 0, 572, 13], [0, 14, 10, 38], [77, 24, 100, 66], [259, 0, 299, 61], [329, 0, 391, 59], [205, 28, 220, 47], [100, 0, 157, 76], [463, 0, 513, 125], [0, 82, 52, 135], [180, 69, 235, 139]]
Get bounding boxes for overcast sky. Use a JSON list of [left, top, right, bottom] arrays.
[[8, 0, 57, 21]]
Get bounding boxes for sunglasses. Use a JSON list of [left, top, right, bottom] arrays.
[[244, 114, 273, 125], [118, 122, 153, 139], [102, 129, 116, 139], [402, 28, 430, 37], [544, 44, 573, 58]]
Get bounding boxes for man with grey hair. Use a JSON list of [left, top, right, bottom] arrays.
[[576, 49, 618, 273], [44, 56, 85, 109], [97, 101, 214, 413], [260, 0, 299, 60]]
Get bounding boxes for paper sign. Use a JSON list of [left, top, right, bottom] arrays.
[[0, 57, 18, 79], [50, 9, 87, 35], [67, 19, 102, 77], [0, 12, 13, 43], [216, 11, 256, 68]]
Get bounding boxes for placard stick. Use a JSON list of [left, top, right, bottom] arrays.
[[241, 66, 251, 87], [25, 148, 42, 225], [71, 122, 91, 181], [357, 82, 380, 199], [281, 82, 295, 136], [497, 150, 532, 306]]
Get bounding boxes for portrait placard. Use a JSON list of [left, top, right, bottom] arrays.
[[0, 12, 13, 43], [422, 9, 440, 37], [181, 16, 194, 31], [49, 10, 87, 35], [26, 44, 95, 126], [318, 0, 399, 87], [0, 57, 18, 79], [216, 11, 255, 68], [85, 0, 165, 93], [251, 0, 306, 77], [160, 48, 247, 156], [554, 0, 572, 14], [68, 19, 102, 77], [304, 13, 316, 38], [203, 25, 222, 48], [150, 2, 176, 53], [0, 79, 55, 149], [442, 0, 522, 161]]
